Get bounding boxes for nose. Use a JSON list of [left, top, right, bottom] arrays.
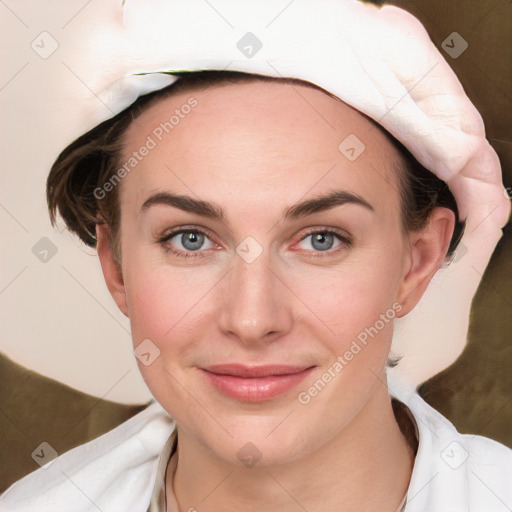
[[217, 249, 293, 346]]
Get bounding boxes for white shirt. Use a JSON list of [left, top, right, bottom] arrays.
[[1, 387, 511, 511]]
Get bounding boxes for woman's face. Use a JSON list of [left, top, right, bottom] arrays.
[[102, 80, 427, 466]]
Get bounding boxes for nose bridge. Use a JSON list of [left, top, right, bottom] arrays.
[[218, 247, 292, 344]]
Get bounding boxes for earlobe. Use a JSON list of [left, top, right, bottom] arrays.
[[96, 224, 129, 317], [396, 208, 455, 318]]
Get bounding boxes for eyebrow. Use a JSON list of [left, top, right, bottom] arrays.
[[140, 189, 374, 222]]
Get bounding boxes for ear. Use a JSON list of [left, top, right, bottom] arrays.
[[396, 207, 456, 318], [96, 223, 129, 317]]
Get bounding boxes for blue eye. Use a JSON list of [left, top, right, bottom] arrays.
[[309, 232, 336, 251], [296, 229, 352, 256], [176, 231, 206, 251], [158, 227, 352, 260], [159, 229, 215, 258]]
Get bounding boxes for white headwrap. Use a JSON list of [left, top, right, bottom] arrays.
[[7, 0, 510, 392]]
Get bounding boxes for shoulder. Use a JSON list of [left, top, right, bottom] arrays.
[[458, 431, 512, 509], [0, 400, 176, 512], [391, 383, 512, 511]]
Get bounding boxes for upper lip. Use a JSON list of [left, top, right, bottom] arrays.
[[202, 364, 314, 378]]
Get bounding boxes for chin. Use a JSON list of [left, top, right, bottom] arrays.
[[196, 420, 313, 469]]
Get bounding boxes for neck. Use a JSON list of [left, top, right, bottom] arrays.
[[168, 382, 415, 512]]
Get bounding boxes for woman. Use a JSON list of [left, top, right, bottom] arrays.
[[1, 1, 511, 511]]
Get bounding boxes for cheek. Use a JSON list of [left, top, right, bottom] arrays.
[[122, 248, 224, 371], [128, 279, 168, 343], [123, 264, 206, 403], [292, 246, 403, 341], [125, 266, 198, 346], [292, 252, 404, 417]]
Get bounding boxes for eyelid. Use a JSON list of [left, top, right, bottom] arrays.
[[296, 226, 353, 244], [159, 225, 217, 244]]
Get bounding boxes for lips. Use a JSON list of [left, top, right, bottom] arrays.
[[199, 364, 315, 402], [203, 364, 313, 378]]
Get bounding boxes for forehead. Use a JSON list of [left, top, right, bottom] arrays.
[[120, 80, 403, 218]]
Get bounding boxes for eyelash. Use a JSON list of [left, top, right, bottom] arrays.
[[157, 227, 352, 260]]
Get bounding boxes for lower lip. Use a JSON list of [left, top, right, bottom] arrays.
[[199, 367, 315, 402]]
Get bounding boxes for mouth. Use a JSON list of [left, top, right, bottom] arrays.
[[199, 364, 316, 402]]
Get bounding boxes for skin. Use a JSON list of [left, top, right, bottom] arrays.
[[96, 80, 454, 511]]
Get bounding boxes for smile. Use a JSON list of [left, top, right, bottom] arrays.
[[199, 364, 316, 402]]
